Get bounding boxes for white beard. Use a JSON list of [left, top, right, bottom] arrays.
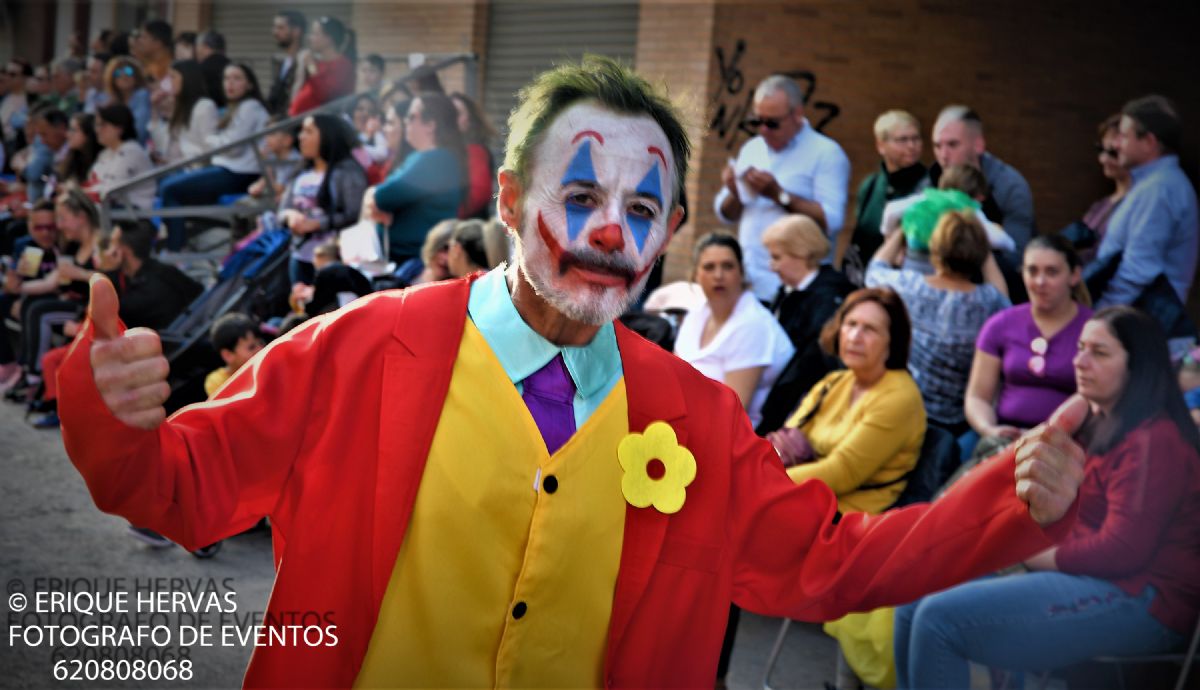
[[512, 231, 652, 326]]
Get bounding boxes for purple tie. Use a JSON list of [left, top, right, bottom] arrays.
[[522, 354, 577, 454]]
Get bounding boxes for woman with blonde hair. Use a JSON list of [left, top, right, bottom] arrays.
[[446, 218, 508, 277], [844, 109, 928, 283], [756, 214, 854, 434]]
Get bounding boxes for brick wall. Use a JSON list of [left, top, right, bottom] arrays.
[[353, 0, 482, 96], [656, 0, 1199, 283], [634, 0, 719, 282]]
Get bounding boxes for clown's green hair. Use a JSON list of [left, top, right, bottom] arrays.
[[504, 55, 691, 210]]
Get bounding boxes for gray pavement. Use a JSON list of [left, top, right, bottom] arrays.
[[0, 399, 839, 689]]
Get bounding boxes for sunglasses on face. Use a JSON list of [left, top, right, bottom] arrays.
[[746, 117, 783, 130], [1095, 144, 1119, 159], [116, 66, 136, 78]]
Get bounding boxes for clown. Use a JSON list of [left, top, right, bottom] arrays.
[[60, 57, 1086, 688]]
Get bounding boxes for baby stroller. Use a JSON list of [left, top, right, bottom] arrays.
[[160, 229, 291, 412]]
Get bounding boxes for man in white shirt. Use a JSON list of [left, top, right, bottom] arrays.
[[714, 75, 850, 301]]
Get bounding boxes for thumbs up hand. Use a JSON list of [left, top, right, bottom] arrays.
[[1013, 395, 1090, 527], [86, 274, 170, 430]]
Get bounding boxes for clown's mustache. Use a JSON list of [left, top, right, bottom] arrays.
[[557, 247, 637, 287]]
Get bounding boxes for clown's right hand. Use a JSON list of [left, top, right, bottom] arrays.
[[87, 274, 170, 430]]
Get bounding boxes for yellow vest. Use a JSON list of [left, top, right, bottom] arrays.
[[354, 320, 628, 688]]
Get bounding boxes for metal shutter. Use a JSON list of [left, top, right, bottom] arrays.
[[482, 0, 639, 140], [209, 1, 352, 95]]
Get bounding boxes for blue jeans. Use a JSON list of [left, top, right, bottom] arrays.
[[894, 573, 1185, 689], [158, 166, 259, 251]]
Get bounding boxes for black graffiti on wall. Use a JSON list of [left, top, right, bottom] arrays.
[[710, 39, 842, 151]]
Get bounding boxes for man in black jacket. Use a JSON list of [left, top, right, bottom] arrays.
[[267, 10, 308, 116], [196, 31, 231, 108], [107, 220, 202, 331]]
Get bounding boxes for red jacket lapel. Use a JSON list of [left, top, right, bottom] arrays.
[[605, 323, 690, 680], [372, 278, 470, 603]]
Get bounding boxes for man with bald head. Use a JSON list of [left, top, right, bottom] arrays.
[[58, 58, 1085, 687], [931, 104, 1036, 254], [716, 74, 851, 302]]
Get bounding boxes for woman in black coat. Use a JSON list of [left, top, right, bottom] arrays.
[[756, 214, 855, 435]]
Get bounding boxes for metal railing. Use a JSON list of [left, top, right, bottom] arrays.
[[99, 52, 478, 233]]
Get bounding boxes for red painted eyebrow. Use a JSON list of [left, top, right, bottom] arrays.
[[648, 146, 667, 169], [572, 130, 605, 145]]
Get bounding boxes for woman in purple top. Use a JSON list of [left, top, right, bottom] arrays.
[[964, 235, 1092, 455]]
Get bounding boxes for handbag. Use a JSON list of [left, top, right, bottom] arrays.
[[1059, 219, 1098, 250], [1086, 251, 1197, 339], [338, 219, 390, 277]]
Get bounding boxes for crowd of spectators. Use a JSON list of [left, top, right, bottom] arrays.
[[1, 15, 1197, 690], [0, 9, 502, 430]]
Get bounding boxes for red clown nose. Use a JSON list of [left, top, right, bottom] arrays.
[[589, 223, 625, 253]]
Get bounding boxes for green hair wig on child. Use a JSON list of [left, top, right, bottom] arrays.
[[901, 189, 979, 252]]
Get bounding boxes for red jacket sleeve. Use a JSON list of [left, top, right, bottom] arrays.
[[723, 385, 1076, 619], [288, 56, 354, 117], [1056, 421, 1190, 578], [460, 144, 493, 218], [57, 313, 331, 551]]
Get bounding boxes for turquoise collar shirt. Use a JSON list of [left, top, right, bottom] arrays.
[[467, 266, 624, 428]]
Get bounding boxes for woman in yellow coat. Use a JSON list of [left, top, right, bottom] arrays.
[[770, 286, 926, 514]]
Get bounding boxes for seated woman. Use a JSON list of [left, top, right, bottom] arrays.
[[410, 219, 455, 286], [102, 57, 151, 144], [449, 92, 497, 219], [756, 214, 855, 434], [147, 59, 218, 166], [895, 306, 1200, 689], [86, 104, 156, 209], [366, 93, 466, 265], [348, 93, 388, 166], [59, 113, 101, 187], [674, 233, 793, 429], [17, 189, 103, 390], [964, 235, 1092, 460], [1076, 114, 1130, 264], [769, 287, 925, 514], [280, 113, 366, 286], [867, 210, 1010, 437], [158, 62, 270, 251], [445, 218, 507, 278]]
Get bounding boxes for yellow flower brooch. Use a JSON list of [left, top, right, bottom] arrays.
[[617, 421, 697, 514]]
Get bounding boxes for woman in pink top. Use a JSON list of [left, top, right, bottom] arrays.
[[895, 306, 1200, 689]]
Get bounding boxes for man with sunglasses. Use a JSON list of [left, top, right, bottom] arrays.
[[1085, 94, 1198, 310], [1, 60, 32, 150], [715, 74, 850, 303]]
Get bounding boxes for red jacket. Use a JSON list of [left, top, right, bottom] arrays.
[[288, 55, 353, 117], [59, 276, 1068, 688]]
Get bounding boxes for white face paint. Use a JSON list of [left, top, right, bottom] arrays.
[[516, 101, 678, 325]]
